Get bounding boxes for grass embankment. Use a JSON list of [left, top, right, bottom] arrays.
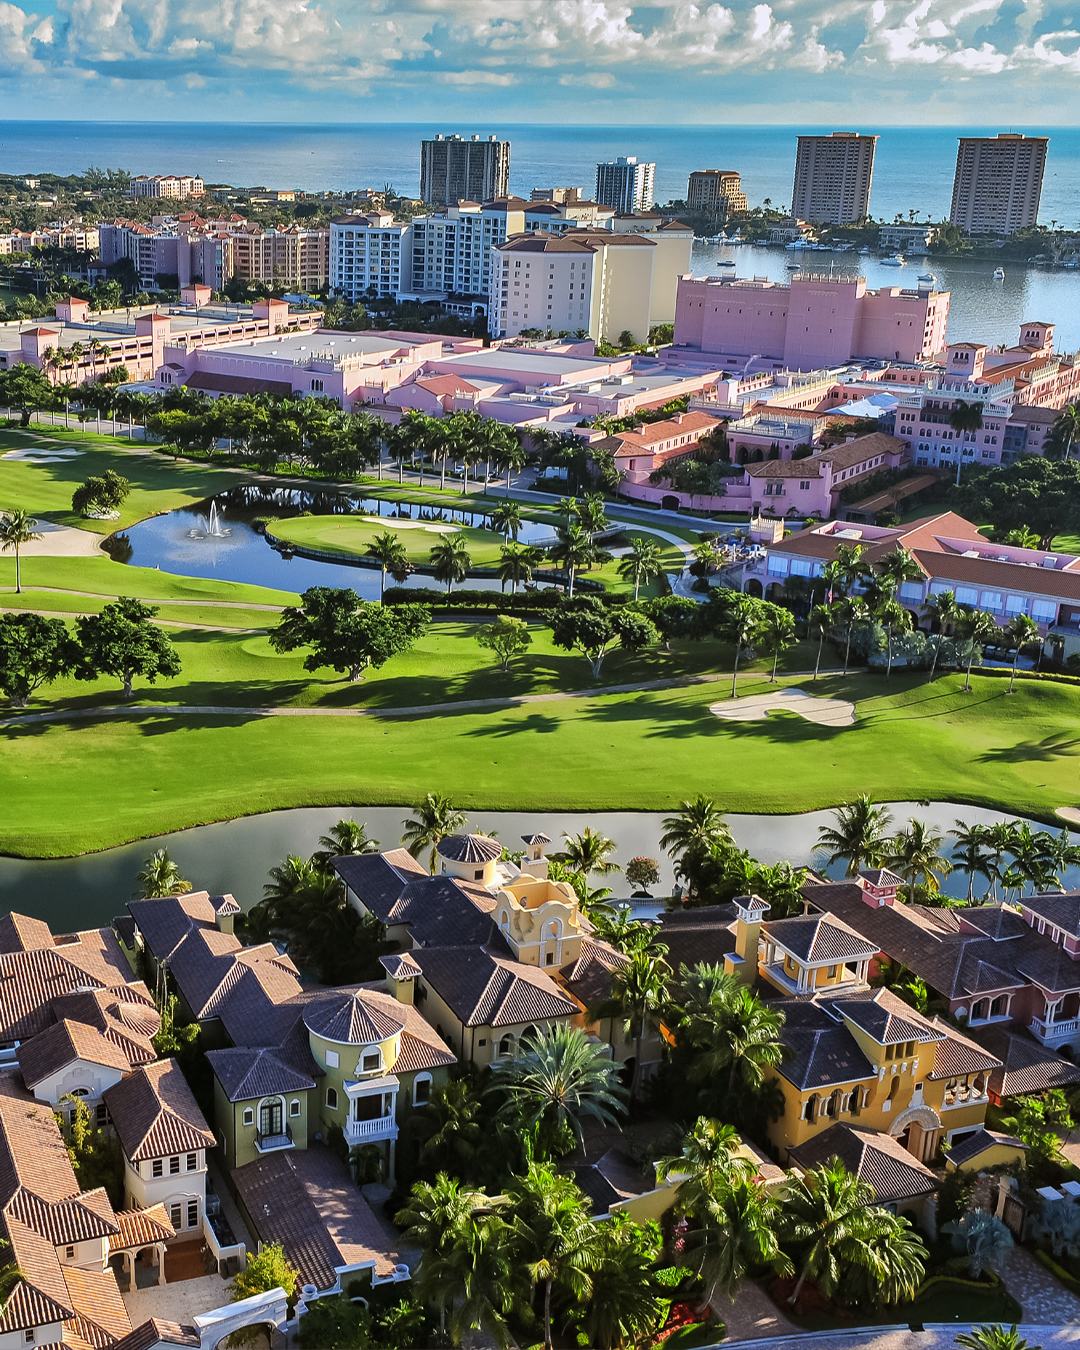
[[0, 431, 255, 533], [3, 667, 1080, 857]]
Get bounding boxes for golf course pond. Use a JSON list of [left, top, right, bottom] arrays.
[[101, 486, 563, 598], [3, 801, 1077, 934]]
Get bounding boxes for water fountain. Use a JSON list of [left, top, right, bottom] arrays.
[[188, 501, 231, 539]]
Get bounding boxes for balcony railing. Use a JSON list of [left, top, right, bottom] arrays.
[[1030, 1015, 1080, 1043], [344, 1116, 398, 1146], [942, 1087, 989, 1110], [255, 1123, 294, 1152]]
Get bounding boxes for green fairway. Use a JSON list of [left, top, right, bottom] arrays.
[[0, 432, 254, 533], [0, 554, 298, 606], [3, 669, 1080, 856]]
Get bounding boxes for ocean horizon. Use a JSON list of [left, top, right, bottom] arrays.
[[2, 121, 1079, 227]]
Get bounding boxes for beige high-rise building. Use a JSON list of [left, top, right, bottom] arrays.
[[791, 132, 877, 224], [949, 134, 1049, 236], [686, 170, 748, 217], [229, 224, 329, 292]]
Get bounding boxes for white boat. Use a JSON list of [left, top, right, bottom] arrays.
[[719, 258, 736, 267], [880, 254, 905, 266], [917, 272, 936, 283], [993, 266, 1006, 280], [787, 261, 802, 269], [859, 246, 871, 255]]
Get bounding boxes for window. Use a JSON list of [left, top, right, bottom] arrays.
[[96, 1104, 108, 1126], [188, 1201, 199, 1229], [326, 1050, 339, 1068], [24, 1331, 34, 1345], [414, 1075, 432, 1105], [827, 965, 837, 979], [290, 1100, 301, 1118], [170, 1156, 180, 1175], [170, 1203, 182, 1230], [326, 1087, 338, 1110], [65, 1246, 75, 1259], [243, 1108, 254, 1127], [186, 1153, 197, 1171], [1033, 599, 1057, 622], [799, 480, 810, 491], [362, 1051, 381, 1072], [152, 1159, 163, 1178]]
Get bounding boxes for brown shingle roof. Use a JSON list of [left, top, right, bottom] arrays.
[[558, 938, 629, 1009], [436, 834, 502, 864], [102, 1061, 214, 1162], [825, 988, 944, 1046], [970, 1024, 1080, 1099], [946, 1127, 1026, 1168], [112, 1320, 200, 1350], [787, 1123, 938, 1204], [765, 913, 878, 963], [303, 992, 405, 1045], [206, 1046, 318, 1103], [232, 1145, 399, 1292], [17, 1020, 132, 1089], [926, 1018, 1003, 1080], [411, 946, 578, 1028]]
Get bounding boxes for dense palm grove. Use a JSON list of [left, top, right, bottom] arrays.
[[125, 788, 1080, 1349]]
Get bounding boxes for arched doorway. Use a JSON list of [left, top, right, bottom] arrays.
[[889, 1104, 942, 1163], [745, 579, 763, 598]]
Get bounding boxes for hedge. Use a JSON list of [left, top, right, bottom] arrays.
[[382, 587, 629, 613], [1035, 1247, 1080, 1291], [975, 667, 1080, 689]]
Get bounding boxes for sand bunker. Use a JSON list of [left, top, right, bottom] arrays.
[[709, 687, 856, 728], [357, 516, 458, 534]]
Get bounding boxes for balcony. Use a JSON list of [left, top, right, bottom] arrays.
[[344, 1116, 398, 1146], [942, 1086, 989, 1111], [255, 1123, 294, 1153], [1030, 1015, 1080, 1045]]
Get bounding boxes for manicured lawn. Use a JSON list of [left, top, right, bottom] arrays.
[[0, 432, 255, 533], [0, 555, 298, 606], [4, 669, 1080, 856], [783, 1277, 1022, 1332]]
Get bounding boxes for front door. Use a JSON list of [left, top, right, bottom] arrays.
[[260, 1100, 283, 1137]]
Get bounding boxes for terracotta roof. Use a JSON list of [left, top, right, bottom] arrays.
[[102, 1060, 214, 1162], [206, 1046, 318, 1103], [946, 1127, 1027, 1168], [61, 1265, 131, 1348], [303, 992, 405, 1045], [825, 988, 945, 1046], [0, 1217, 75, 1332], [774, 1000, 876, 1091], [0, 913, 54, 954], [558, 938, 629, 1008], [109, 1205, 176, 1254], [112, 1320, 200, 1350], [497, 233, 595, 254], [436, 834, 502, 864], [231, 1144, 400, 1293], [765, 913, 878, 963], [331, 851, 429, 922], [787, 1123, 938, 1204], [7, 1186, 117, 1247], [970, 1023, 1080, 1099], [415, 375, 480, 397], [411, 945, 578, 1028], [50, 988, 160, 1060], [913, 548, 1080, 603], [745, 457, 824, 479], [926, 1018, 1003, 1080], [17, 1019, 133, 1089], [608, 411, 723, 452]]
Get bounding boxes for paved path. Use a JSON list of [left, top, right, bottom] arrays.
[[718, 1281, 798, 1343], [1001, 1244, 1080, 1324]]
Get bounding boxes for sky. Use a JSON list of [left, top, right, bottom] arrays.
[[1, 0, 1079, 126]]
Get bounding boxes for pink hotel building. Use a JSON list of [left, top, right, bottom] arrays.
[[672, 272, 950, 370]]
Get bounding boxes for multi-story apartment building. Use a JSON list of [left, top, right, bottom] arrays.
[[420, 133, 510, 208], [328, 211, 411, 301], [595, 156, 656, 214], [130, 174, 204, 200], [686, 170, 748, 216], [489, 222, 692, 343], [673, 272, 951, 369], [791, 132, 878, 224], [228, 223, 329, 292], [949, 134, 1049, 235]]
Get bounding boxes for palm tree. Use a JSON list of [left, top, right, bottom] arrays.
[[835, 595, 870, 676], [314, 818, 379, 864], [817, 795, 894, 875], [487, 1023, 628, 1152], [509, 1164, 598, 1350], [656, 1118, 754, 1215], [683, 1173, 791, 1303], [924, 588, 961, 682], [0, 510, 43, 594], [584, 1213, 667, 1350], [1004, 613, 1041, 693], [134, 847, 192, 898], [497, 440, 528, 492], [366, 530, 410, 599], [867, 574, 910, 679], [958, 608, 1001, 691], [889, 818, 953, 903], [982, 821, 1019, 902], [262, 853, 316, 903], [412, 1079, 483, 1175], [835, 541, 867, 594], [1051, 402, 1080, 460], [1046, 827, 1080, 890], [401, 792, 467, 873], [490, 500, 522, 542], [723, 592, 764, 699], [781, 1159, 879, 1305], [841, 1207, 927, 1307], [578, 492, 610, 541], [950, 398, 985, 437], [956, 1326, 1042, 1350], [561, 826, 620, 878], [808, 602, 834, 681], [687, 985, 786, 1104], [429, 535, 471, 595], [587, 944, 671, 1099], [617, 537, 663, 601], [659, 794, 733, 860], [549, 523, 594, 598], [949, 819, 992, 903], [496, 542, 543, 597], [437, 1213, 521, 1349], [758, 604, 796, 682]]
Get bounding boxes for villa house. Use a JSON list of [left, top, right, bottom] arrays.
[[103, 1061, 216, 1244], [787, 1122, 941, 1226], [743, 432, 909, 520]]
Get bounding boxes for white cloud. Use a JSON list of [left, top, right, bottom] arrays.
[[558, 71, 617, 85], [438, 69, 516, 84]]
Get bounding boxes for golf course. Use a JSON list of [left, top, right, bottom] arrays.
[[3, 428, 1080, 858]]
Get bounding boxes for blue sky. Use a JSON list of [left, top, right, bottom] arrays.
[[1, 0, 1079, 125]]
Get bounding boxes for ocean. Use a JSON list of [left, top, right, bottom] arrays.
[[2, 121, 1080, 227]]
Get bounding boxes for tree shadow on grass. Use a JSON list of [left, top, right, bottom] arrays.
[[977, 732, 1080, 764], [428, 709, 565, 736]]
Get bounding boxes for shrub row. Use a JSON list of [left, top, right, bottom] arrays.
[[974, 667, 1080, 689], [382, 586, 629, 612], [1035, 1247, 1080, 1291]]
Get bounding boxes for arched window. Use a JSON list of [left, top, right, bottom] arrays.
[[326, 1087, 338, 1111], [361, 1048, 382, 1073], [413, 1073, 433, 1106], [498, 1034, 515, 1058], [888, 1076, 901, 1101], [290, 1099, 301, 1118], [804, 1093, 818, 1121]]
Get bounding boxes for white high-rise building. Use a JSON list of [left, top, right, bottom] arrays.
[[329, 212, 411, 301], [791, 132, 877, 224], [594, 157, 656, 214], [949, 134, 1049, 236]]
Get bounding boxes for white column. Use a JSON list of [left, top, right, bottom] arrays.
[[157, 1244, 166, 1287]]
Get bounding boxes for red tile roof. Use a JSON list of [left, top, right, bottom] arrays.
[[102, 1060, 215, 1162]]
